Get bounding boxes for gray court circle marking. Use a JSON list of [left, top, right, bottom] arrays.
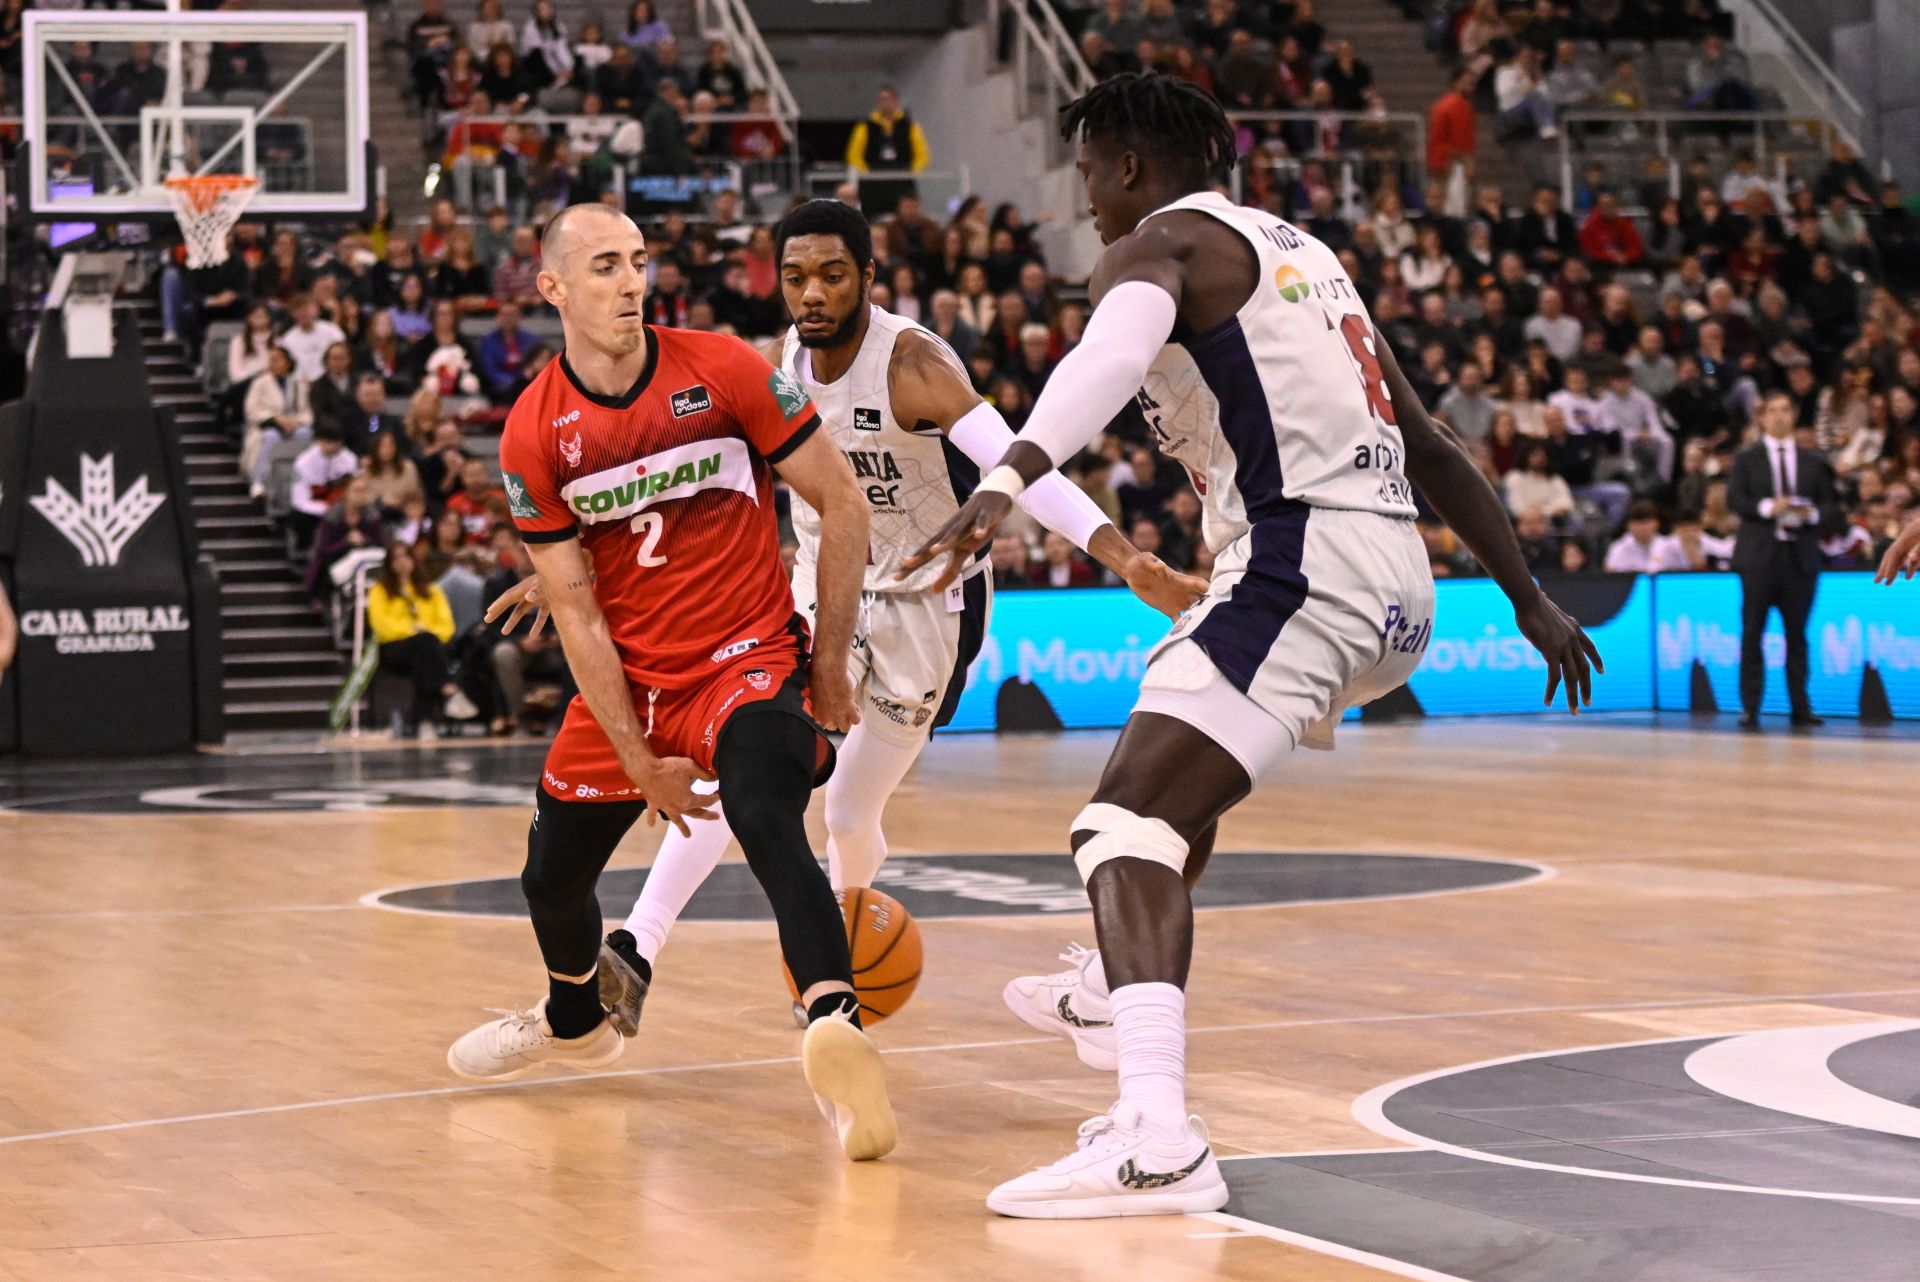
[[362, 850, 1551, 923], [1352, 1022, 1920, 1206]]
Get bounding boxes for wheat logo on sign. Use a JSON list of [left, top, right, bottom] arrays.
[[29, 454, 167, 568]]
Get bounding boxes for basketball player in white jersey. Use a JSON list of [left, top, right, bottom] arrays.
[[904, 74, 1603, 1219], [491, 198, 1207, 1036]]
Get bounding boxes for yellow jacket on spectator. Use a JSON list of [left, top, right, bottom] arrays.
[[368, 581, 455, 646], [845, 107, 928, 173]]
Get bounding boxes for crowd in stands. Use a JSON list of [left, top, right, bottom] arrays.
[[133, 1, 1920, 735]]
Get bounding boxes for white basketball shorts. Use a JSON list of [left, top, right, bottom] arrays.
[[793, 564, 993, 748], [1137, 506, 1435, 782]]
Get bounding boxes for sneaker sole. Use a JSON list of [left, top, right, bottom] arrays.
[[444, 1026, 625, 1082], [986, 1170, 1229, 1220], [801, 1018, 897, 1161], [598, 942, 649, 1039], [1001, 980, 1118, 1072]]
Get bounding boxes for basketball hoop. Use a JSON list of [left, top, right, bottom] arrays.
[[163, 174, 259, 268]]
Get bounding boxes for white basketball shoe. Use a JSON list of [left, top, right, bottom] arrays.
[[1002, 943, 1117, 1070], [801, 1005, 898, 1161], [986, 1102, 1228, 1219], [446, 999, 624, 1081]]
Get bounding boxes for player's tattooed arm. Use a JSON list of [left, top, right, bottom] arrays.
[[1378, 331, 1602, 712], [772, 429, 868, 733]]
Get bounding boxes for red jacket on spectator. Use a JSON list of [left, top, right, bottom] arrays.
[[1428, 87, 1476, 177], [1579, 206, 1645, 265]]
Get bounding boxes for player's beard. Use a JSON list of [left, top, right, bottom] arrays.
[[796, 307, 862, 350]]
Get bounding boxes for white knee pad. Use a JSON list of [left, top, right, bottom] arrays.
[[1070, 803, 1190, 885]]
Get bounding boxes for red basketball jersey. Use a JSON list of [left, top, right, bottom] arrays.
[[500, 327, 821, 690]]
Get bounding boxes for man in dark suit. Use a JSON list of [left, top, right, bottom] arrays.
[[1515, 184, 1580, 273], [323, 374, 393, 457], [1726, 390, 1840, 731]]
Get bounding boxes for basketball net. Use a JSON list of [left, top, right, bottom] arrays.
[[163, 175, 259, 268]]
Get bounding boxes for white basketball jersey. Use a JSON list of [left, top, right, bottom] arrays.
[[1133, 191, 1417, 554], [783, 306, 984, 595]]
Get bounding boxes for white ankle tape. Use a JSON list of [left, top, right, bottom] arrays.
[[1070, 803, 1190, 884]]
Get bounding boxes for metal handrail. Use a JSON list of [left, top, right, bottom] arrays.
[[1552, 109, 1841, 210], [987, 0, 1095, 122], [1718, 0, 1863, 153], [693, 0, 799, 134]]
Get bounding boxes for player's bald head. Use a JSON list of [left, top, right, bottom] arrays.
[[541, 203, 640, 269]]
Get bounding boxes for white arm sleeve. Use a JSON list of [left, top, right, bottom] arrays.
[[1018, 280, 1180, 468], [947, 401, 1111, 553]]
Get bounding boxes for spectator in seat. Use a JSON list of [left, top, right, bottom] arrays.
[[226, 303, 277, 422], [309, 340, 358, 436], [991, 530, 1034, 589], [593, 43, 650, 115], [1035, 531, 1094, 588], [288, 422, 359, 550], [926, 289, 980, 365], [1816, 140, 1878, 207], [732, 88, 788, 163], [492, 226, 543, 312], [1085, 0, 1139, 52], [280, 293, 346, 384], [432, 227, 494, 316], [622, 0, 672, 54], [446, 458, 506, 542], [520, 0, 574, 94], [306, 473, 388, 608], [479, 42, 536, 113], [368, 540, 477, 738], [477, 302, 530, 404], [1603, 501, 1668, 573], [1428, 68, 1479, 182], [207, 35, 268, 96], [572, 19, 613, 74], [642, 79, 698, 176], [844, 83, 929, 217], [1685, 34, 1754, 113], [1579, 191, 1644, 267], [643, 260, 692, 328], [1597, 365, 1674, 491], [243, 345, 313, 501], [649, 38, 695, 98], [1599, 53, 1646, 113], [361, 427, 424, 520], [1664, 512, 1733, 572], [468, 0, 514, 58], [406, 299, 480, 397], [1628, 326, 1679, 400], [1438, 359, 1499, 443], [1517, 184, 1578, 272], [1544, 39, 1596, 115], [407, 0, 461, 108], [484, 536, 574, 734], [1513, 506, 1562, 575], [327, 372, 397, 457], [1523, 286, 1582, 363], [567, 90, 619, 157], [439, 45, 481, 112], [1504, 442, 1576, 521], [1007, 323, 1057, 401], [697, 38, 745, 107], [1321, 39, 1373, 111], [1158, 489, 1205, 572]]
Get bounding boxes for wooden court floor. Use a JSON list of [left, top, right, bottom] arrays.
[[1, 720, 1916, 1280]]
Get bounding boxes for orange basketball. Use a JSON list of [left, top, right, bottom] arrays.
[[783, 887, 922, 1025]]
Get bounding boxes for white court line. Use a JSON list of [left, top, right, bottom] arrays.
[[356, 851, 1557, 924], [0, 904, 362, 923], [1683, 1021, 1920, 1140], [1350, 1023, 1920, 1207], [1188, 1210, 1476, 1282], [8, 988, 1920, 1150]]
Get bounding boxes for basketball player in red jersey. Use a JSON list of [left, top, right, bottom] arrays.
[[447, 204, 897, 1162]]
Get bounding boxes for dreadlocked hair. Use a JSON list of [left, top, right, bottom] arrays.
[[1058, 72, 1237, 183]]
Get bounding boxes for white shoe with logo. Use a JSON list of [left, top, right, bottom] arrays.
[[986, 1103, 1228, 1219], [1002, 943, 1116, 1071], [446, 998, 624, 1081], [801, 1005, 897, 1161]]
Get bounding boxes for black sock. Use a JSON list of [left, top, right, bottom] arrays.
[[606, 929, 653, 986], [547, 972, 604, 1039], [807, 992, 861, 1029]]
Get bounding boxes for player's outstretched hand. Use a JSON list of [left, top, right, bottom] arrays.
[[1515, 591, 1604, 714], [1874, 515, 1920, 584], [809, 661, 861, 733], [630, 756, 721, 837], [1122, 552, 1210, 620], [899, 490, 1016, 591], [484, 574, 550, 638]]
